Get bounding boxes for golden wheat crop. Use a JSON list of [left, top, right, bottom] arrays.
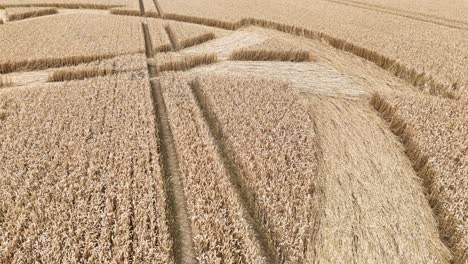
[[5, 7, 58, 21], [158, 72, 265, 262], [371, 91, 467, 264], [0, 0, 129, 9], [165, 21, 216, 50], [230, 48, 313, 62], [48, 67, 115, 82], [48, 53, 146, 81], [0, 71, 173, 263], [149, 53, 216, 73], [110, 7, 142, 16], [0, 1, 465, 263], [194, 75, 320, 262], [0, 13, 145, 73], [147, 20, 173, 52], [108, 0, 158, 16], [304, 95, 451, 263], [0, 75, 14, 88], [143, 0, 159, 17], [158, 0, 468, 99]]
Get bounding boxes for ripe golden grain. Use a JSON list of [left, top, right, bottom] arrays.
[[48, 67, 115, 82], [304, 95, 451, 263], [0, 71, 173, 263], [338, 0, 468, 26], [0, 0, 130, 9], [0, 14, 145, 74], [150, 53, 217, 73], [147, 20, 173, 52], [158, 72, 265, 262], [48, 53, 147, 82], [179, 32, 215, 49], [5, 7, 58, 21], [163, 13, 239, 30], [164, 24, 179, 50], [165, 21, 216, 50], [0, 3, 120, 9], [371, 92, 467, 264], [194, 75, 320, 262], [230, 48, 313, 62], [143, 0, 159, 17], [158, 0, 467, 99], [0, 75, 14, 88]]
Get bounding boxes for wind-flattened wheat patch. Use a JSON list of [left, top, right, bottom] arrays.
[[303, 95, 451, 263], [371, 92, 467, 264], [147, 20, 173, 52], [109, 8, 142, 17]]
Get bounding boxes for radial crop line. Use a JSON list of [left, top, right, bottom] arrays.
[[142, 22, 197, 264], [127, 167, 136, 263], [164, 25, 180, 51], [150, 79, 197, 264], [153, 0, 163, 17], [137, 0, 145, 16], [188, 78, 280, 263]]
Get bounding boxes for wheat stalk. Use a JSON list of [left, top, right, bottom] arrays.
[[6, 7, 58, 21], [230, 49, 313, 62], [151, 53, 217, 73]]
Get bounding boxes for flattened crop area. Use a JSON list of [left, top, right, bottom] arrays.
[[0, 1, 466, 263]]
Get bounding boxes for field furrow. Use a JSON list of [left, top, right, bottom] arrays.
[[0, 72, 173, 263], [143, 21, 197, 263], [148, 78, 197, 264], [159, 72, 267, 262], [193, 75, 320, 262]]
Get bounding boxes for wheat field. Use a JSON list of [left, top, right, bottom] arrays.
[[0, 0, 466, 263]]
